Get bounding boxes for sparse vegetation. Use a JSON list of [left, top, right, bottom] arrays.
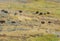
[[0, 0, 60, 41]]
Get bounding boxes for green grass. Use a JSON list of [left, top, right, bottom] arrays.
[[27, 34, 59, 41]]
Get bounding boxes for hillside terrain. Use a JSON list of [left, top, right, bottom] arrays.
[[0, 0, 60, 41]]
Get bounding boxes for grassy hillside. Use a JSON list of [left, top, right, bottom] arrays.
[[0, 0, 60, 18], [0, 0, 60, 41]]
